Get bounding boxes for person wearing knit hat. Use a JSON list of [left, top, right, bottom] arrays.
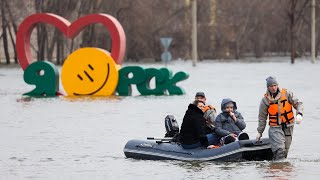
[[256, 76, 304, 160], [266, 76, 280, 98], [266, 76, 278, 87]]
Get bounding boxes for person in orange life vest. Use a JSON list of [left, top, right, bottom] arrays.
[[256, 76, 303, 160], [194, 92, 219, 146], [194, 92, 217, 123]]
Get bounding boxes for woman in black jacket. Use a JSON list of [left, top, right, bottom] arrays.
[[179, 100, 209, 149]]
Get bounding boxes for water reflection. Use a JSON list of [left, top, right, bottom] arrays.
[[16, 96, 33, 102], [15, 94, 124, 103], [175, 160, 243, 173], [260, 161, 295, 180], [62, 95, 123, 102], [175, 161, 208, 171], [9, 157, 28, 162]]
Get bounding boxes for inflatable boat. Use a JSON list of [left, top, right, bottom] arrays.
[[123, 137, 273, 161]]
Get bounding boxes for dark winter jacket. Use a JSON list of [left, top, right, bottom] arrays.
[[180, 103, 208, 145], [215, 98, 246, 137]]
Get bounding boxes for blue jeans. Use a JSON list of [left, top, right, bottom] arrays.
[[181, 142, 202, 149], [206, 133, 220, 145]]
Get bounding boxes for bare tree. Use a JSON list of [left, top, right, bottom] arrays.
[[284, 0, 310, 63], [1, 0, 11, 64], [1, 0, 319, 64]]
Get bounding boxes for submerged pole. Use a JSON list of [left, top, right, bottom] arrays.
[[191, 0, 198, 67], [311, 0, 316, 63]]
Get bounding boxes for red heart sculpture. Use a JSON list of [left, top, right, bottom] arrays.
[[16, 13, 126, 70]]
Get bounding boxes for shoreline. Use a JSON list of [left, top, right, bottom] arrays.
[[0, 56, 317, 68]]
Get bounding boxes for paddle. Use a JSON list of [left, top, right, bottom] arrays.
[[147, 137, 173, 141], [156, 140, 171, 144], [147, 137, 174, 144]]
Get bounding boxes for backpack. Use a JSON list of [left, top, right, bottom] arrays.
[[164, 115, 180, 139]]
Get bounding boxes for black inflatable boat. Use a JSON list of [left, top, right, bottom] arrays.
[[124, 115, 273, 161], [123, 137, 273, 161]]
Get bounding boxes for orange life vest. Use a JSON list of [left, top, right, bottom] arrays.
[[202, 105, 216, 113], [265, 88, 295, 126]]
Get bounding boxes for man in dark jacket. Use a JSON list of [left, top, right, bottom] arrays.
[[194, 92, 219, 147], [179, 100, 209, 149]]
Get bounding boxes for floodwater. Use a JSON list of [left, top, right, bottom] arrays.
[[1, 59, 320, 179]]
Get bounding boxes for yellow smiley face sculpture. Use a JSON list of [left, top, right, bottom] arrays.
[[61, 48, 119, 96]]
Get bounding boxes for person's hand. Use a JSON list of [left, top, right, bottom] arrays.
[[207, 145, 220, 149], [207, 122, 215, 130], [256, 133, 262, 142], [296, 114, 303, 124], [229, 112, 237, 121], [229, 133, 237, 138]]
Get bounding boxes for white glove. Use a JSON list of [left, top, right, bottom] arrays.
[[256, 133, 262, 142], [296, 114, 303, 124]]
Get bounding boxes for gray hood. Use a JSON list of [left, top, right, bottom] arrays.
[[221, 98, 237, 112]]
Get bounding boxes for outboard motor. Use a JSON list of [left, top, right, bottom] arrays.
[[164, 115, 179, 139]]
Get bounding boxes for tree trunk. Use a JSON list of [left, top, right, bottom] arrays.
[[3, 0, 18, 63], [47, 30, 58, 61], [57, 35, 65, 65], [235, 41, 240, 60], [290, 23, 296, 64], [7, 22, 17, 63], [37, 24, 48, 61], [1, 4, 10, 64], [56, 36, 61, 65], [4, 0, 18, 34], [35, 0, 48, 61], [311, 0, 316, 63], [289, 0, 296, 64], [56, 33, 65, 65], [191, 0, 198, 66]]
